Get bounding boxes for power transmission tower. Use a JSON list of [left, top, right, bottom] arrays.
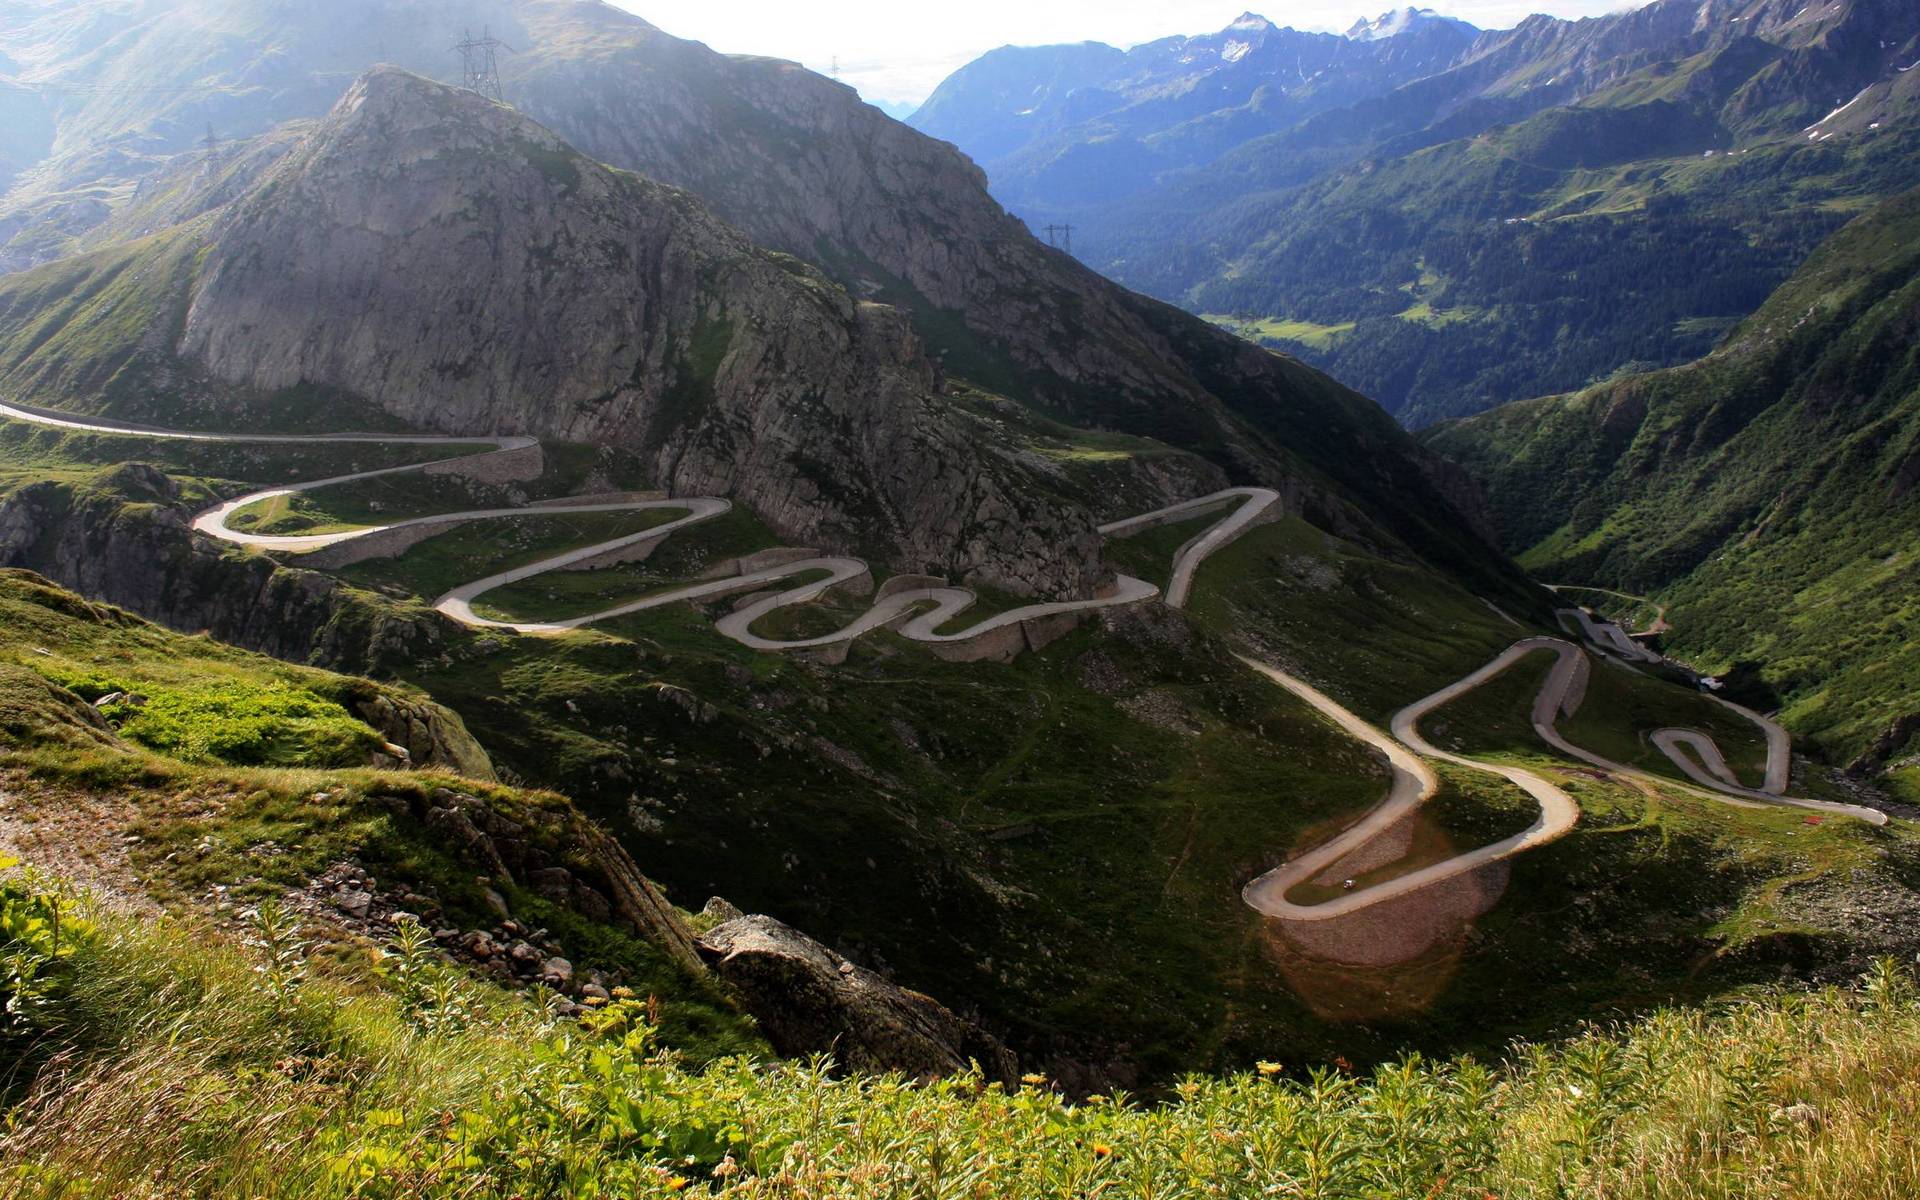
[[453, 26, 509, 103], [829, 56, 841, 80], [196, 122, 224, 178], [1044, 223, 1074, 254]]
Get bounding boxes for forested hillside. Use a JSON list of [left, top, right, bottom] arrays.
[[1426, 188, 1920, 773]]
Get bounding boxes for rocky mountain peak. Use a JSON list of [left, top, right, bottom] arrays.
[[173, 66, 1110, 595], [1345, 7, 1472, 42]]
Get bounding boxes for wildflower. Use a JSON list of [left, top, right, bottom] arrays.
[[1332, 1056, 1354, 1074], [665, 1177, 689, 1192], [612, 985, 636, 999], [1256, 1061, 1283, 1077], [584, 995, 607, 1007], [1091, 1143, 1113, 1159], [713, 1157, 740, 1179], [1021, 1073, 1049, 1087]]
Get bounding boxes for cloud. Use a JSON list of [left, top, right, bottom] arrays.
[[611, 0, 1655, 105]]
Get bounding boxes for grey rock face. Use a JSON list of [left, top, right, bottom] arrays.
[[697, 913, 1017, 1083], [0, 473, 458, 681], [176, 68, 1103, 597], [351, 691, 496, 781]]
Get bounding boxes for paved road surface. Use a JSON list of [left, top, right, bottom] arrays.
[[1097, 487, 1279, 609], [1559, 606, 1665, 664], [1, 402, 1268, 655], [1241, 643, 1582, 921], [1242, 635, 1884, 920], [1550, 589, 1798, 799], [1548, 584, 1671, 636]]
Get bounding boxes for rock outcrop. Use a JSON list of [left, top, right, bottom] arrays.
[[350, 692, 496, 782], [171, 68, 1102, 598], [0, 472, 454, 680], [375, 783, 706, 976], [697, 914, 1017, 1083]]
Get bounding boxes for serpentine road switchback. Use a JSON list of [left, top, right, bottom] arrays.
[[0, 401, 1889, 924]]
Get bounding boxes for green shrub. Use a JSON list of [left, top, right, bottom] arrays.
[[23, 664, 129, 704], [97, 681, 383, 767]]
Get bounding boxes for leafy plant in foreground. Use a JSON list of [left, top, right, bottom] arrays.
[[0, 856, 93, 1033]]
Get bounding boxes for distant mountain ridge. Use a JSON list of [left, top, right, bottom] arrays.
[[914, 0, 1920, 424], [909, 8, 1481, 212], [1347, 8, 1472, 42]]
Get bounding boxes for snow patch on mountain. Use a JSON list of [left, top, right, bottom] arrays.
[[1346, 7, 1458, 42]]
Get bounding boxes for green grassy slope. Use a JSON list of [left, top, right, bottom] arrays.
[[1425, 188, 1920, 764], [0, 569, 756, 1059], [9, 861, 1920, 1196]]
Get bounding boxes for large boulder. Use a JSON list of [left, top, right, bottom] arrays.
[[697, 914, 1016, 1083]]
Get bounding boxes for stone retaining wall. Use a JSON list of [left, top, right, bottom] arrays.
[[305, 515, 477, 568], [423, 443, 545, 485], [562, 534, 667, 573]]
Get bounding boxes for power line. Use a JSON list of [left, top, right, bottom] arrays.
[[9, 81, 243, 95], [1044, 223, 1075, 254]]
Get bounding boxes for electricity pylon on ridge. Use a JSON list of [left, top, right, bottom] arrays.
[[453, 26, 512, 103], [194, 122, 225, 179]]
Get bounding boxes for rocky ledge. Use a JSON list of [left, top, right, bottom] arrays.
[[697, 911, 1016, 1083]]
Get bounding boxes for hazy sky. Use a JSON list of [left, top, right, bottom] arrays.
[[608, 1, 1653, 107]]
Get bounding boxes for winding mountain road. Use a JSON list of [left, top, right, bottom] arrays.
[[1243, 634, 1885, 920], [1097, 487, 1277, 609], [1242, 643, 1582, 922], [0, 400, 1274, 654], [1559, 606, 1665, 664], [4, 401, 1886, 928], [1548, 584, 1671, 636], [1549, 586, 1800, 800]]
